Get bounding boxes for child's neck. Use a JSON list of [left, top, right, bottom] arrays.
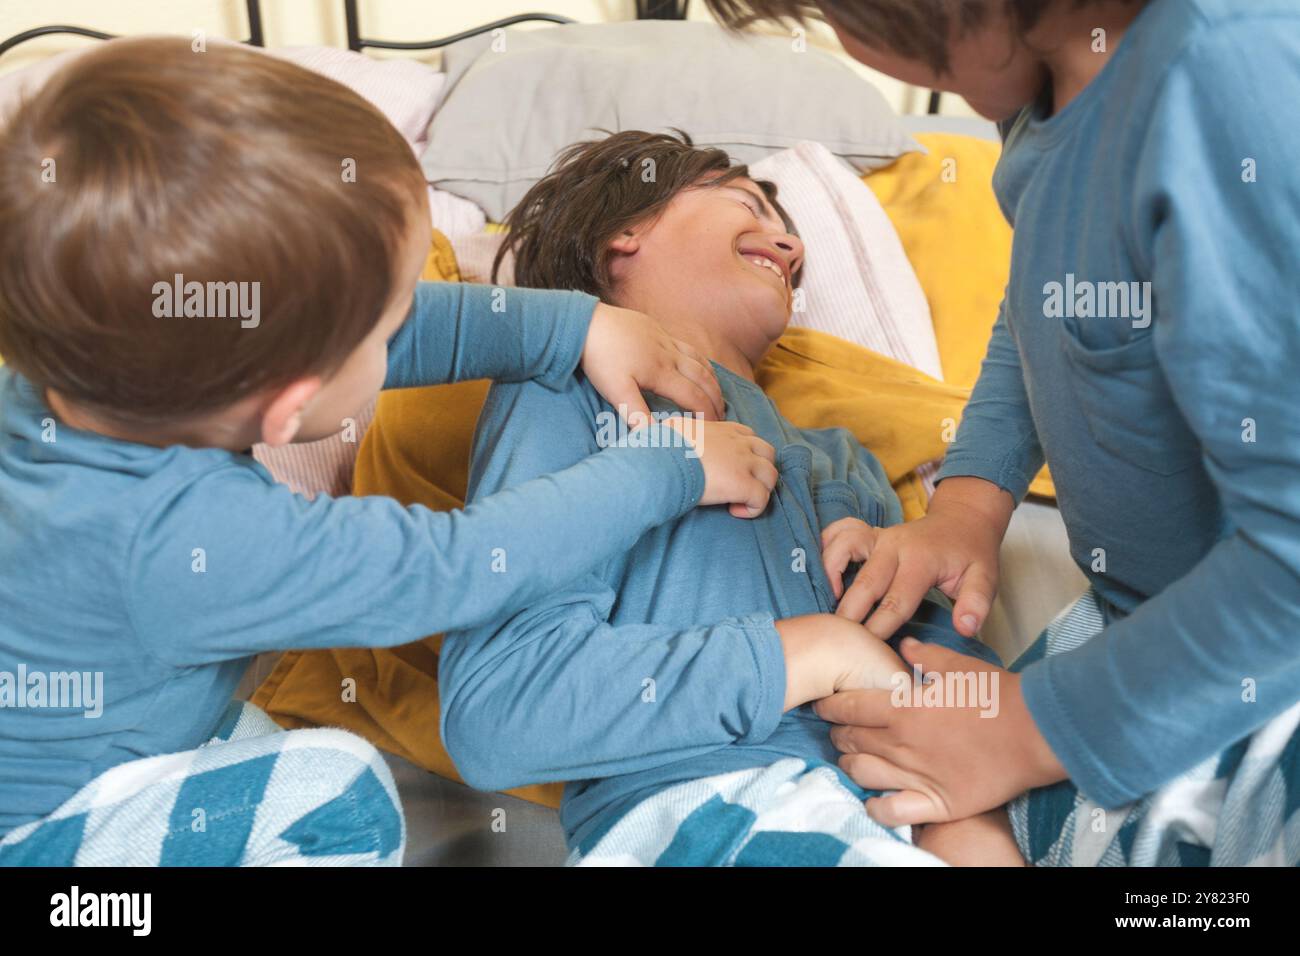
[[44, 388, 254, 451], [1035, 1, 1147, 115], [653, 319, 762, 384]]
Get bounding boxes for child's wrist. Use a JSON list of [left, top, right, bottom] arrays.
[[775, 614, 852, 710], [930, 476, 1014, 538], [1004, 672, 1068, 790]]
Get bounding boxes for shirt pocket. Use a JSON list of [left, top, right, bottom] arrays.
[[1058, 325, 1201, 476]]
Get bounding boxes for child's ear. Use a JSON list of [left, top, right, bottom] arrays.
[[607, 229, 641, 256], [260, 377, 322, 447], [606, 229, 641, 289]]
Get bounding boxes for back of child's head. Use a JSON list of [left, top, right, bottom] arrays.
[[497, 129, 795, 299], [0, 36, 427, 427]]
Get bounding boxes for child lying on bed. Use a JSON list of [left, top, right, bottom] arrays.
[[0, 39, 781, 866], [438, 130, 1024, 866]]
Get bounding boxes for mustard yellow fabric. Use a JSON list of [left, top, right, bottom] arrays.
[[254, 138, 1052, 806], [757, 328, 972, 523]]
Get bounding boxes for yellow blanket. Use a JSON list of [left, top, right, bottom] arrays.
[[253, 133, 1052, 809]]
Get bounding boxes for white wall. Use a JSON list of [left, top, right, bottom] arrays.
[[0, 0, 975, 116]]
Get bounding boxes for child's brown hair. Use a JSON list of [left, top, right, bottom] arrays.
[[704, 0, 1143, 73], [495, 129, 796, 299], [0, 37, 426, 426]]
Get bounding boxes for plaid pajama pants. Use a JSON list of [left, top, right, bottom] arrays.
[[574, 589, 1300, 867], [1008, 589, 1300, 867], [0, 700, 405, 867]]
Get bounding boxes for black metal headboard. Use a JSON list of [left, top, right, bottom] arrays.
[[0, 3, 578, 59], [1, 1, 941, 112], [342, 3, 574, 53], [0, 0, 264, 58], [0, 1, 702, 59]]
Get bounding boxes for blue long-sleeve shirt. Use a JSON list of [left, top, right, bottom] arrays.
[[935, 0, 1300, 807], [440, 365, 999, 850], [0, 282, 704, 836]]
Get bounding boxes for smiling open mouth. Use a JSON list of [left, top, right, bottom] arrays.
[[740, 251, 787, 287]]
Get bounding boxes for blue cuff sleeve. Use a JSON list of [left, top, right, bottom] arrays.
[[733, 614, 788, 746]]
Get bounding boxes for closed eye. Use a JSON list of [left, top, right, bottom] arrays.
[[724, 186, 763, 219]]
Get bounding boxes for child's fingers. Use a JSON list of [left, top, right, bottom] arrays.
[[750, 436, 776, 462], [836, 545, 897, 621], [812, 687, 894, 727], [672, 345, 725, 420], [820, 516, 860, 551], [823, 524, 875, 569], [951, 564, 998, 636], [729, 473, 773, 519], [723, 440, 776, 518], [837, 752, 913, 793], [865, 789, 948, 828], [861, 559, 935, 640], [608, 381, 653, 428], [751, 457, 779, 493], [822, 536, 857, 600], [646, 368, 721, 422]]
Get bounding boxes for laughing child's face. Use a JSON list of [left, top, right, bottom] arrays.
[[604, 175, 805, 365]]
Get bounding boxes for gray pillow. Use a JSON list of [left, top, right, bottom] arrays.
[[420, 21, 919, 222]]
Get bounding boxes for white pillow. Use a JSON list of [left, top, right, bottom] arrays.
[[267, 46, 445, 154], [0, 41, 446, 154]]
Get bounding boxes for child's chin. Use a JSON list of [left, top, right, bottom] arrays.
[[966, 98, 1023, 123]]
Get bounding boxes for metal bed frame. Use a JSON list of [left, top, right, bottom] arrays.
[[0, 2, 635, 58], [0, 0, 942, 112], [0, 1, 266, 57]]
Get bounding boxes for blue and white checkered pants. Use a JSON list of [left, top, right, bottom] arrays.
[[573, 589, 1300, 866], [0, 701, 405, 866], [568, 757, 943, 866], [1008, 589, 1300, 867]]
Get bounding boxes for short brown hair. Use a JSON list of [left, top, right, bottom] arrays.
[[496, 129, 796, 299], [0, 37, 427, 425], [704, 0, 1144, 74]]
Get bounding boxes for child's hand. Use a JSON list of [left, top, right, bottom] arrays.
[[775, 613, 908, 711], [582, 303, 725, 423], [835, 478, 1012, 640], [814, 638, 1067, 827], [820, 517, 880, 602], [662, 417, 777, 519]]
